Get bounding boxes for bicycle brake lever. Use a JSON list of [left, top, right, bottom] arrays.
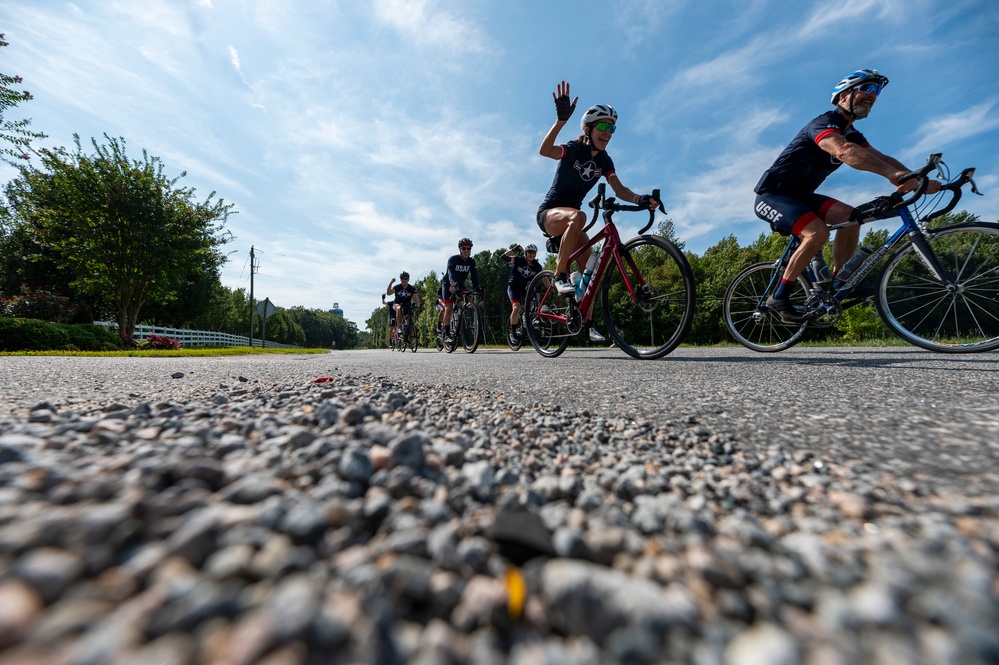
[[652, 188, 666, 214]]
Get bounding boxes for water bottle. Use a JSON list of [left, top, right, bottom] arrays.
[[809, 253, 831, 284], [576, 251, 599, 302], [836, 246, 873, 283], [570, 271, 582, 300]]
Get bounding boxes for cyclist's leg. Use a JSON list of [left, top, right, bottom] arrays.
[[508, 285, 522, 327], [542, 207, 591, 278], [756, 193, 831, 292], [441, 281, 454, 337], [825, 201, 857, 273]]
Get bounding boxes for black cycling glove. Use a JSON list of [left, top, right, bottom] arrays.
[[554, 94, 576, 121]]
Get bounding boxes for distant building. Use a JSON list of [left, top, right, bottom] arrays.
[[330, 302, 344, 317]]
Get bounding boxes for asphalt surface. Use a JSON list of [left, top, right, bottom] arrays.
[[2, 346, 997, 495]]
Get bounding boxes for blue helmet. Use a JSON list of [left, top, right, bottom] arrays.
[[831, 69, 889, 104]]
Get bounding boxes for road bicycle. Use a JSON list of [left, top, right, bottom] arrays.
[[507, 292, 541, 352], [443, 287, 483, 354], [388, 322, 400, 351], [398, 307, 420, 353], [524, 185, 696, 359], [723, 153, 997, 353]]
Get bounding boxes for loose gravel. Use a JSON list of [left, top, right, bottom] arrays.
[[0, 356, 996, 664]]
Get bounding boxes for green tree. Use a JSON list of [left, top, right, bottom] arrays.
[[286, 306, 360, 349], [3, 134, 234, 339], [0, 34, 47, 162]]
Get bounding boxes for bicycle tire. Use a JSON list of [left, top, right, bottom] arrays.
[[462, 302, 481, 353], [435, 323, 444, 351], [876, 223, 999, 353], [524, 271, 570, 358], [444, 309, 460, 353], [408, 328, 418, 353], [601, 235, 696, 359], [723, 262, 810, 352], [507, 319, 524, 351]]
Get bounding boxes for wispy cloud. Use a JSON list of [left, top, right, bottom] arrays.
[[905, 100, 999, 161], [372, 0, 489, 54], [795, 0, 891, 40], [228, 45, 252, 88]]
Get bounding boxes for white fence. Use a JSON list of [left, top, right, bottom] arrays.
[[94, 322, 300, 348]]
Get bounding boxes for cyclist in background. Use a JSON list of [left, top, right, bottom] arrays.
[[537, 81, 658, 342], [753, 68, 940, 322], [388, 272, 421, 333], [381, 292, 396, 348], [502, 243, 543, 343], [441, 237, 481, 342]]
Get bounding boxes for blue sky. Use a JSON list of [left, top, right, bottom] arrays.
[[2, 0, 998, 329]]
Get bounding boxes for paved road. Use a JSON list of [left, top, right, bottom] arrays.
[[322, 346, 999, 496], [2, 346, 997, 494]]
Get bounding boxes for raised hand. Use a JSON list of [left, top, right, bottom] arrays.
[[553, 81, 578, 121]]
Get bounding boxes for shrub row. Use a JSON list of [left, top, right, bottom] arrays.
[[0, 317, 123, 352]]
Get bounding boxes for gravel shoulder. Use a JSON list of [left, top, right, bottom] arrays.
[[0, 351, 996, 664]]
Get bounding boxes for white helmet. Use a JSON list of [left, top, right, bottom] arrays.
[[580, 104, 617, 131], [525, 243, 538, 252]]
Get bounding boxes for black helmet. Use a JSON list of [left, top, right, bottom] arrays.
[[400, 271, 410, 280], [458, 237, 473, 249]]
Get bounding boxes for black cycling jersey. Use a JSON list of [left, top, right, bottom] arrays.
[[538, 140, 616, 213], [503, 255, 544, 292], [392, 283, 418, 305], [444, 254, 480, 289], [755, 110, 870, 196]]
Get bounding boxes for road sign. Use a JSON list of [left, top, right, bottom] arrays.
[[255, 298, 277, 319]]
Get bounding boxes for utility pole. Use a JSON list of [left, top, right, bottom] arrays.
[[248, 246, 256, 347]]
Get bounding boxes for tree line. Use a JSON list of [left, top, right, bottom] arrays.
[[0, 35, 359, 349]]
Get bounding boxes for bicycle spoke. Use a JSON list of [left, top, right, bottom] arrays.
[[601, 236, 694, 359], [877, 225, 999, 352], [723, 262, 809, 352]]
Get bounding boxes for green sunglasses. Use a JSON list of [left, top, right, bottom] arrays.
[[594, 121, 616, 134]]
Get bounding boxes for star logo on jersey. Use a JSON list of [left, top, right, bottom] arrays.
[[574, 160, 601, 181]]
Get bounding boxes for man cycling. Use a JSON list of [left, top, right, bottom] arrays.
[[754, 68, 940, 322], [502, 243, 543, 344], [387, 272, 421, 338], [441, 238, 481, 341]]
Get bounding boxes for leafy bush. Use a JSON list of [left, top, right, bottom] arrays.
[[58, 323, 123, 351], [139, 334, 182, 350], [0, 285, 81, 323], [0, 317, 70, 351], [0, 317, 125, 351]]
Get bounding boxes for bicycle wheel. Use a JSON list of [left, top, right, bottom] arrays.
[[524, 271, 570, 358], [876, 224, 999, 353], [444, 311, 459, 353], [601, 236, 696, 359], [435, 323, 444, 351], [461, 302, 481, 353], [507, 323, 524, 351], [408, 327, 418, 353], [723, 262, 810, 352]]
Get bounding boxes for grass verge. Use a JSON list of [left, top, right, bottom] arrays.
[[0, 347, 332, 358]]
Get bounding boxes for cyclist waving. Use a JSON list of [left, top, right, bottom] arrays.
[[387, 272, 420, 334], [753, 68, 941, 322], [537, 81, 658, 342], [502, 243, 544, 343]]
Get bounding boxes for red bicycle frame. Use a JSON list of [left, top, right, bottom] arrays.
[[535, 187, 659, 329]]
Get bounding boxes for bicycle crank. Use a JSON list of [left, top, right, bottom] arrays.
[[803, 295, 842, 328]]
